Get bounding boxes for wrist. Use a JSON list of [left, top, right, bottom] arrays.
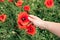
[[42, 21, 48, 29], [38, 20, 47, 29]]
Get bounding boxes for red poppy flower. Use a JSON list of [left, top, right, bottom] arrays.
[[15, 0, 23, 7], [17, 20, 27, 29], [44, 0, 54, 8], [24, 5, 30, 11], [26, 24, 36, 35], [8, 0, 13, 2], [17, 12, 30, 26], [0, 14, 7, 22], [0, 0, 4, 2]]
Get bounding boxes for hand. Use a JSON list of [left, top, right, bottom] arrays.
[[28, 15, 46, 29]]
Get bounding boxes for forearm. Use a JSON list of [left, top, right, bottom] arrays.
[[43, 21, 60, 37]]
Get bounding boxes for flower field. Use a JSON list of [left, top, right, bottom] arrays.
[[0, 0, 60, 40]]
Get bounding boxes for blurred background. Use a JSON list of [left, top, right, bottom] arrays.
[[0, 0, 60, 40]]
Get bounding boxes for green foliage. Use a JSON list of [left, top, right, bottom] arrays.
[[0, 0, 60, 40]]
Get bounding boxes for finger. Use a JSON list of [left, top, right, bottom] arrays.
[[29, 15, 38, 19], [28, 17, 34, 22]]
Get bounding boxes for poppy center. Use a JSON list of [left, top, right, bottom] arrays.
[[28, 27, 33, 32], [21, 17, 26, 21]]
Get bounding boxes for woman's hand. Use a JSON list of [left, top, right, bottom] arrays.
[[28, 15, 60, 37], [28, 15, 46, 29]]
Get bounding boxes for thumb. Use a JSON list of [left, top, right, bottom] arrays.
[[28, 17, 34, 22]]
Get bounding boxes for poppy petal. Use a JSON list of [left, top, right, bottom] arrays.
[[15, 0, 23, 7], [0, 0, 4, 2], [24, 5, 30, 11], [0, 14, 7, 22], [17, 12, 30, 25], [26, 24, 36, 35], [44, 0, 54, 8]]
